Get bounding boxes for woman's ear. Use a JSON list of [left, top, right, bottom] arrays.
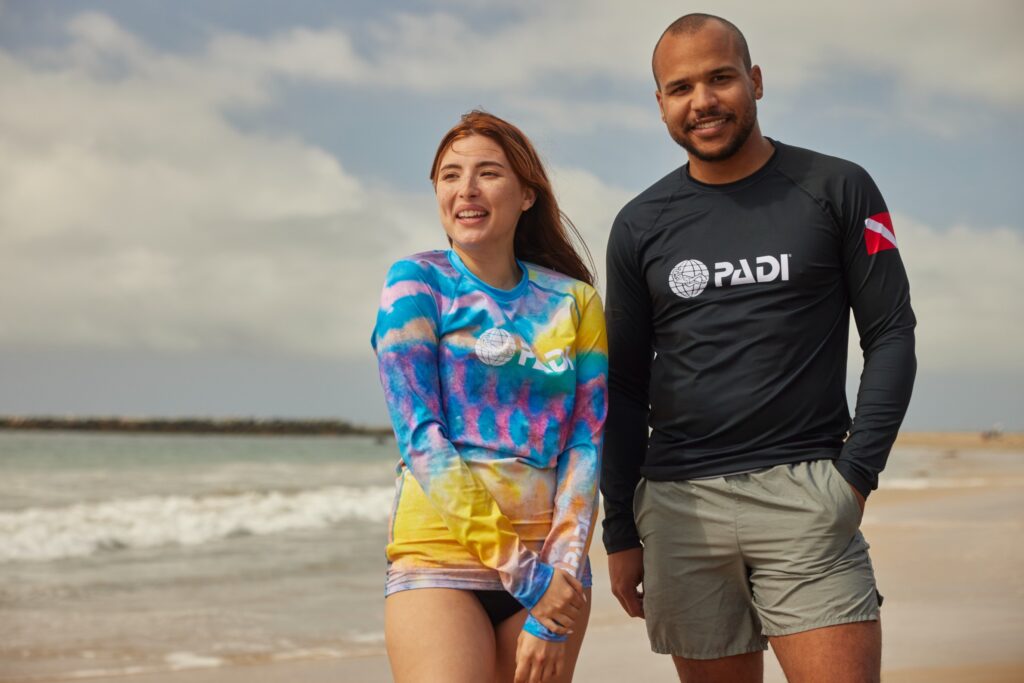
[[522, 188, 536, 212]]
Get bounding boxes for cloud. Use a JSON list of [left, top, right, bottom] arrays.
[[845, 214, 1024, 378], [547, 165, 633, 286], [894, 216, 1024, 371], [0, 17, 438, 359], [206, 26, 367, 85], [40, 3, 1017, 145], [161, 2, 1024, 111], [1, 9, 1021, 380]]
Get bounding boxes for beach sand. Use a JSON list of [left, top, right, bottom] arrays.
[[21, 443, 1024, 683]]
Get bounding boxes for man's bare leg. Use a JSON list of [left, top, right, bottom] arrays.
[[769, 620, 881, 683], [671, 651, 763, 683]]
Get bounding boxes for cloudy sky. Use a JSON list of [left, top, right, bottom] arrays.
[[1, 0, 1021, 430]]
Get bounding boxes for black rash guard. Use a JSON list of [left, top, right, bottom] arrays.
[[601, 140, 917, 554]]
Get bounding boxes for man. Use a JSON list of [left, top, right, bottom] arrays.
[[601, 13, 916, 683]]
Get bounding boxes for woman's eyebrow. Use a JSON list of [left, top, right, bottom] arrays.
[[439, 160, 507, 172]]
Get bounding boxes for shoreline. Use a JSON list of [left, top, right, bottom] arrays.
[[0, 417, 392, 438], [2, 419, 1022, 448], [894, 431, 1024, 450]]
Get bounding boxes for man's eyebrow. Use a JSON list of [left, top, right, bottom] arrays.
[[664, 66, 739, 90], [438, 160, 507, 172]]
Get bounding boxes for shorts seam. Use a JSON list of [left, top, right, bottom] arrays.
[[762, 613, 880, 637], [649, 640, 767, 659]]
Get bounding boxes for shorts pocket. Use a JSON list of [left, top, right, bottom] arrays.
[[827, 461, 863, 526], [633, 478, 649, 540]]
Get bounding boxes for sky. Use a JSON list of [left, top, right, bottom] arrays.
[[1, 0, 1022, 430]]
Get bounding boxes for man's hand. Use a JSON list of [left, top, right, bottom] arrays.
[[608, 547, 645, 618], [530, 569, 585, 636], [515, 631, 566, 683]]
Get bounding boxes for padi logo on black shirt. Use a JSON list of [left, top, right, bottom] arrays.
[[668, 254, 791, 299]]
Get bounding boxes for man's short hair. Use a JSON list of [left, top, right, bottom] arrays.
[[652, 13, 752, 88]]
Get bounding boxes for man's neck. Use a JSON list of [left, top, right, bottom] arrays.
[[688, 130, 775, 185]]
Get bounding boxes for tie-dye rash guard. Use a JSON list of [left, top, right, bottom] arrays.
[[371, 250, 608, 641]]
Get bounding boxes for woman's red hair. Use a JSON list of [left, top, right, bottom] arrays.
[[430, 111, 595, 286]]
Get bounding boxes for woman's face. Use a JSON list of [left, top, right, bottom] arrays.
[[435, 134, 535, 259]]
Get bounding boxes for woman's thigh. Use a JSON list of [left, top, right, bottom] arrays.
[[385, 588, 496, 683], [494, 587, 592, 683]]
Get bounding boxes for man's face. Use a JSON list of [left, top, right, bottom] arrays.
[[653, 24, 763, 163]]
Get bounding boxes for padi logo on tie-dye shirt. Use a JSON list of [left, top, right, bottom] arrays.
[[475, 328, 574, 374], [475, 328, 518, 366]]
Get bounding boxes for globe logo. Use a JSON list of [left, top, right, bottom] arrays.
[[668, 259, 709, 298], [475, 328, 517, 366]]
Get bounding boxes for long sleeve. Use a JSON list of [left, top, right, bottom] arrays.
[[372, 260, 554, 609], [601, 212, 654, 554], [834, 170, 917, 498], [524, 289, 608, 641]]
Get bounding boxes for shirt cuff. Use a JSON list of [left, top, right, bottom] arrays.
[[512, 561, 554, 611], [522, 614, 567, 642]]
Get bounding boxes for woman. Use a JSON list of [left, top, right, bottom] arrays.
[[371, 111, 608, 683]]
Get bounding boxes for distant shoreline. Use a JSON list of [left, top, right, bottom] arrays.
[[895, 431, 1024, 450], [0, 418, 1018, 447], [0, 416, 393, 438]]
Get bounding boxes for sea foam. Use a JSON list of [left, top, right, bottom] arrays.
[[0, 485, 393, 563]]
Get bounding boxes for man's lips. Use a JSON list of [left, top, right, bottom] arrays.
[[686, 115, 732, 134]]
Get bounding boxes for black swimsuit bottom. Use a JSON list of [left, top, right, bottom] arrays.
[[473, 589, 524, 625]]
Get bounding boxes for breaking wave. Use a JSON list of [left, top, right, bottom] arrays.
[[0, 485, 393, 563]]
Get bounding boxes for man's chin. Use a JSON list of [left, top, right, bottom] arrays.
[[679, 138, 736, 163]]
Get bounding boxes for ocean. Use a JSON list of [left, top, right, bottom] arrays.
[[0, 431, 397, 681], [1, 430, 1014, 681]]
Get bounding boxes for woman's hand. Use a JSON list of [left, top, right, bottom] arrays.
[[515, 631, 567, 683], [529, 569, 585, 636]]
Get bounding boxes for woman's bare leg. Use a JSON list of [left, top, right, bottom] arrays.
[[494, 587, 592, 682], [385, 588, 496, 683]]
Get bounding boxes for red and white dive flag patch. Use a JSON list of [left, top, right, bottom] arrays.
[[864, 212, 898, 255]]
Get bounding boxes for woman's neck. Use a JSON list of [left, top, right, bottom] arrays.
[[453, 244, 521, 290]]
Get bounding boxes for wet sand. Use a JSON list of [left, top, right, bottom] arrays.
[[14, 442, 1024, 683]]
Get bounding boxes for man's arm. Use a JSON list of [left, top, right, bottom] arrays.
[[834, 168, 917, 499], [601, 211, 654, 553]]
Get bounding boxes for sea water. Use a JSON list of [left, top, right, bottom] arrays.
[[0, 431, 398, 681], [1, 431, 1017, 681]]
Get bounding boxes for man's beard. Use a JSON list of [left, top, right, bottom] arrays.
[[672, 100, 758, 163]]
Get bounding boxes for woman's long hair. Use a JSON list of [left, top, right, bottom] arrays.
[[429, 110, 595, 286]]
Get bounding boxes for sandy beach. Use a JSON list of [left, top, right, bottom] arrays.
[[7, 438, 1024, 683]]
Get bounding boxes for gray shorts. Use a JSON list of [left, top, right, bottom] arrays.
[[634, 459, 881, 659]]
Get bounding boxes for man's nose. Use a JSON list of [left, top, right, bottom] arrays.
[[692, 83, 719, 112]]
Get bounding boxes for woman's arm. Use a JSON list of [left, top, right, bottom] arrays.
[[523, 287, 609, 641], [373, 259, 555, 611]]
